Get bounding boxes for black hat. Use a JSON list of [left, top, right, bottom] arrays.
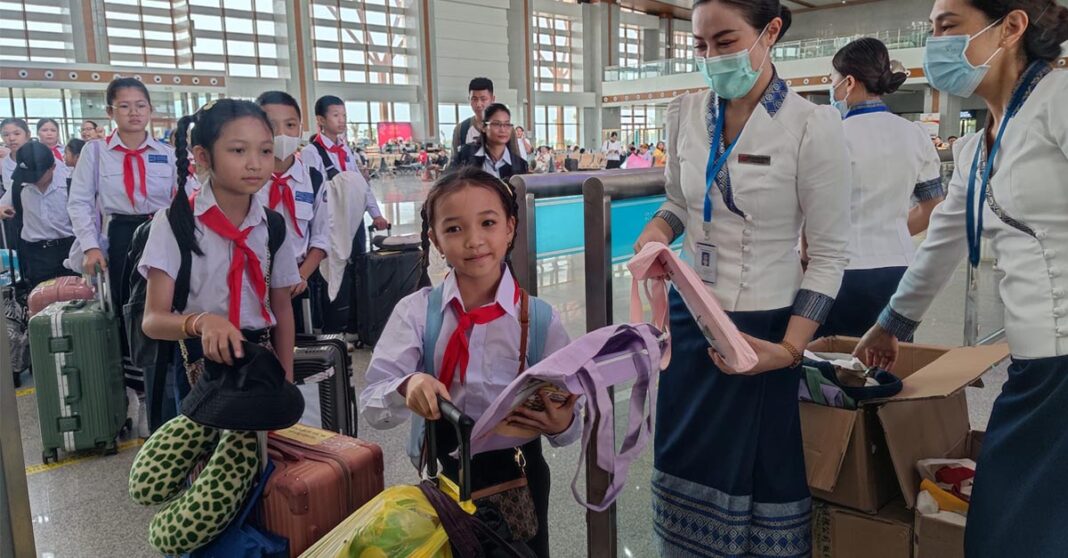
[[13, 141, 55, 185], [181, 342, 304, 431]]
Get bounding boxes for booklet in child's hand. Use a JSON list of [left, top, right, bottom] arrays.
[[491, 379, 572, 438]]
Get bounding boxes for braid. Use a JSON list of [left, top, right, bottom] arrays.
[[169, 114, 203, 256], [419, 200, 433, 279]]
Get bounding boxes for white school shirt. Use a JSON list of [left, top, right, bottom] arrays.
[[254, 157, 329, 262], [658, 75, 851, 321], [842, 101, 944, 270], [301, 135, 383, 219], [602, 140, 623, 161], [68, 133, 177, 252], [477, 146, 512, 178], [881, 66, 1068, 359], [359, 266, 581, 447], [137, 181, 302, 330], [0, 172, 75, 242], [1, 156, 16, 196]]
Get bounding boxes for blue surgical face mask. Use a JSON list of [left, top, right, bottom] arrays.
[[829, 79, 849, 118], [696, 27, 771, 100], [923, 18, 1004, 98]]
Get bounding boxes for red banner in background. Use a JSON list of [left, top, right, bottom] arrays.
[[377, 122, 413, 147]]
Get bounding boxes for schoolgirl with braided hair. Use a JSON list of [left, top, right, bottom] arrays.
[[361, 166, 578, 556], [139, 99, 301, 405]]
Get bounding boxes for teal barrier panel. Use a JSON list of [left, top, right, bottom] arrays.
[[534, 195, 681, 262]]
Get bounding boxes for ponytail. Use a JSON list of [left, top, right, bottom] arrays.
[[169, 113, 202, 256]]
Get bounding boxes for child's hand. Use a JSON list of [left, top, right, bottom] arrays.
[[400, 373, 451, 420], [289, 278, 308, 298], [0, 205, 14, 219], [196, 314, 244, 366], [507, 393, 578, 436]]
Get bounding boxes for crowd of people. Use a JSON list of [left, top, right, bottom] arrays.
[[2, 0, 1066, 556]]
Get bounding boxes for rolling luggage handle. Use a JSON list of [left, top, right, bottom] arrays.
[[426, 396, 474, 502], [85, 265, 114, 318]]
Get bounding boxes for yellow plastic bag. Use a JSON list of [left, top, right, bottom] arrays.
[[341, 485, 448, 558]]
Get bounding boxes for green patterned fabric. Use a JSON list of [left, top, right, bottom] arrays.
[[129, 415, 219, 505]]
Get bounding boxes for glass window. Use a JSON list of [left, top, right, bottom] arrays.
[[672, 31, 694, 59], [534, 105, 581, 150], [1, 0, 75, 62], [310, 0, 415, 85], [532, 11, 580, 93], [620, 23, 642, 68]]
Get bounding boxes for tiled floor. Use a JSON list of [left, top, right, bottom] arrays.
[[10, 175, 1008, 557]]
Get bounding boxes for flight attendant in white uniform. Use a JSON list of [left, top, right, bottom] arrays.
[[634, 0, 851, 555], [818, 38, 946, 338], [856, 1, 1068, 556]]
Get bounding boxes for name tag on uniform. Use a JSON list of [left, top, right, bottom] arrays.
[[148, 154, 168, 164], [696, 241, 718, 285], [295, 191, 314, 204], [737, 154, 771, 166]]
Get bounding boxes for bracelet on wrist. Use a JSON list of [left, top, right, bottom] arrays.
[[191, 312, 209, 337], [779, 340, 803, 368], [181, 313, 197, 338]]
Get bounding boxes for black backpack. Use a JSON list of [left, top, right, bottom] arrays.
[[123, 208, 286, 429], [307, 134, 340, 195]]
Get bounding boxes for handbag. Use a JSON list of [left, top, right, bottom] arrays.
[[470, 448, 538, 542]]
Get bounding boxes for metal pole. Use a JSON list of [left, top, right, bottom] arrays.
[[1, 311, 36, 557]]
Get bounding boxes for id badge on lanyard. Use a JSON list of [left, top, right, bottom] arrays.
[[700, 109, 737, 286]]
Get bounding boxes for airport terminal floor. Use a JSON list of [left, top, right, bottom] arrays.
[[6, 174, 1010, 558]]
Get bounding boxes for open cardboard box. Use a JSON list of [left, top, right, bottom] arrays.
[[800, 337, 1008, 513], [813, 499, 914, 558], [913, 431, 984, 558]]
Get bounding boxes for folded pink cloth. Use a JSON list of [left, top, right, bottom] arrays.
[[627, 242, 758, 373]]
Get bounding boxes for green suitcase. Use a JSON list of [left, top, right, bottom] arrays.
[[29, 275, 125, 463]]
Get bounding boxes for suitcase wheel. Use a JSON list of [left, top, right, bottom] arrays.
[[99, 439, 119, 456], [12, 371, 20, 388], [43, 449, 58, 464]]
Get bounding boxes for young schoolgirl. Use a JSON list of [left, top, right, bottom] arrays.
[[139, 99, 300, 407], [68, 78, 177, 319], [255, 91, 328, 333], [360, 167, 579, 557], [1, 118, 32, 195], [0, 142, 78, 289], [36, 118, 64, 162], [63, 139, 86, 188]]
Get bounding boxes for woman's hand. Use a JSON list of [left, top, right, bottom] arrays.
[[399, 373, 451, 420], [0, 205, 14, 220], [83, 248, 107, 272], [710, 333, 794, 375], [853, 324, 899, 371], [506, 393, 578, 436], [634, 218, 673, 253], [196, 314, 244, 366]]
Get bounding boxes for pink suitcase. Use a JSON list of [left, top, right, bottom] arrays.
[[28, 276, 95, 316]]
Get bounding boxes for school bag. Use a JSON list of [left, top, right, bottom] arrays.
[[404, 282, 553, 468], [122, 208, 287, 430]]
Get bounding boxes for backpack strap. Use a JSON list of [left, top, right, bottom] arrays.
[[311, 134, 340, 180], [527, 295, 552, 366], [423, 284, 445, 377]]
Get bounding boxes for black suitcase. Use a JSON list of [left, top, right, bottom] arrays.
[[294, 333, 357, 437], [352, 226, 428, 348], [314, 224, 366, 335]]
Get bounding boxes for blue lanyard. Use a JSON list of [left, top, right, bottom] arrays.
[[704, 109, 739, 224], [845, 105, 889, 119], [964, 63, 1043, 268]]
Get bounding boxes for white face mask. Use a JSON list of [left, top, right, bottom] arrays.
[[273, 134, 302, 161]]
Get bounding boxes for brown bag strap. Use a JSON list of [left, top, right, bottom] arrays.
[[517, 288, 530, 374]]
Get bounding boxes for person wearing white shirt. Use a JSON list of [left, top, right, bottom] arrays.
[[817, 38, 945, 338], [515, 125, 532, 160], [0, 142, 78, 289], [855, 2, 1068, 556], [452, 104, 530, 180], [67, 78, 177, 324], [633, 1, 850, 554], [0, 117, 32, 198], [600, 132, 623, 169]]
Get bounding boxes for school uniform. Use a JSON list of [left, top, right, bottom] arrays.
[[46, 143, 64, 162], [453, 143, 529, 180], [1, 155, 16, 196], [601, 140, 623, 169], [878, 62, 1068, 558], [68, 132, 176, 316], [254, 156, 329, 337], [361, 266, 579, 557], [818, 101, 944, 338], [0, 170, 77, 289], [651, 73, 850, 557], [138, 180, 302, 414], [301, 134, 383, 222]]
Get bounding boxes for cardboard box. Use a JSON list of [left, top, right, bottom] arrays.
[[912, 431, 984, 558], [812, 499, 914, 558], [800, 337, 1008, 513]]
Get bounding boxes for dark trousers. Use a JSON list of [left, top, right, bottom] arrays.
[[605, 159, 622, 170], [20, 236, 77, 291], [317, 223, 366, 334], [435, 421, 552, 557], [106, 215, 151, 361]]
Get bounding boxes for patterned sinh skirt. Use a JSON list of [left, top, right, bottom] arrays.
[[653, 290, 810, 558], [965, 354, 1068, 557]]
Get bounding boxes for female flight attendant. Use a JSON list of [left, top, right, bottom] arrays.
[[818, 38, 945, 338], [634, 0, 850, 555], [857, 1, 1068, 556]]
